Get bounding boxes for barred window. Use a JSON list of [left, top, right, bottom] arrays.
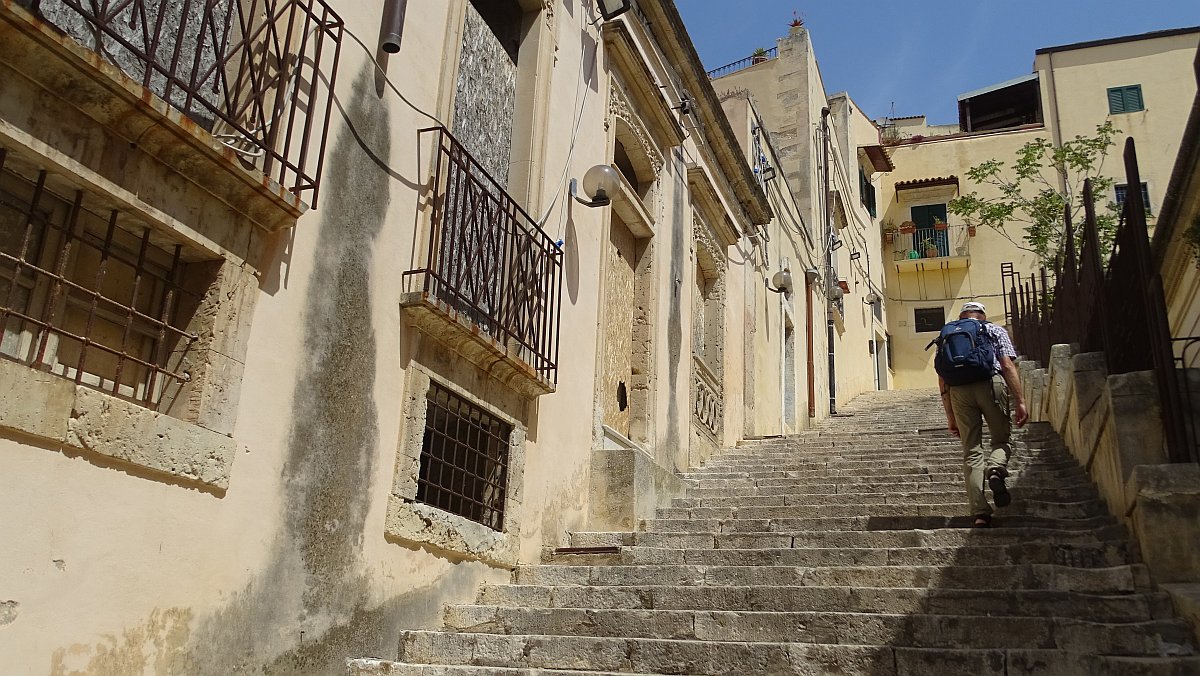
[[0, 150, 206, 409], [417, 382, 512, 531]]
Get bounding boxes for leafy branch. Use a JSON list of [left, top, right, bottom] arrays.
[[948, 121, 1120, 265]]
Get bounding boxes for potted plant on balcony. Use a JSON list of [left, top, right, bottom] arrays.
[[968, 225, 977, 237], [933, 217, 949, 231], [882, 219, 897, 243], [921, 237, 940, 258], [898, 220, 916, 235], [751, 47, 769, 64]]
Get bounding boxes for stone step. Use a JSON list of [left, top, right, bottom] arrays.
[[681, 480, 1093, 498], [444, 605, 1193, 654], [654, 497, 1107, 521], [349, 663, 655, 676], [546, 540, 1134, 568], [670, 486, 1104, 508], [703, 458, 1082, 473], [394, 631, 1200, 675], [469, 585, 1174, 622], [682, 472, 1091, 487], [571, 525, 1128, 550], [684, 465, 1090, 482], [512, 563, 1151, 593]]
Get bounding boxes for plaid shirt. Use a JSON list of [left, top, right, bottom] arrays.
[[986, 322, 1016, 372]]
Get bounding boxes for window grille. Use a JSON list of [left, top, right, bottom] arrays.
[[0, 149, 200, 409], [1107, 85, 1144, 114], [417, 382, 512, 531]]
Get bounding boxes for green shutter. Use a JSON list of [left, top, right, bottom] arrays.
[[1108, 87, 1125, 114], [1124, 86, 1143, 113]]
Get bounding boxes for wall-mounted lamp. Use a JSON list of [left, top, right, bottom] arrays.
[[830, 235, 843, 252], [570, 164, 620, 208], [378, 0, 408, 54], [864, 291, 880, 305], [672, 91, 694, 116], [759, 164, 777, 181], [849, 251, 861, 261], [595, 0, 632, 22], [765, 268, 792, 294]]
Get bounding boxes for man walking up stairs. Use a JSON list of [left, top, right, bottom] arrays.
[[351, 389, 1200, 675]]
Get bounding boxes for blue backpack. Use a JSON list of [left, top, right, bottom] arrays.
[[928, 319, 997, 386]]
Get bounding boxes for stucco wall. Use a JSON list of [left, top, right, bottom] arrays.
[[0, 1, 780, 672]]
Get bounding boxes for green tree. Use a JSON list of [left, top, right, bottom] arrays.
[[948, 121, 1120, 266]]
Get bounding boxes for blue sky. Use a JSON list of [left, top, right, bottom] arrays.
[[677, 1, 1200, 124]]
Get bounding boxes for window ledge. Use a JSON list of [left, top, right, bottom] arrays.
[[400, 292, 555, 397], [384, 366, 526, 569], [0, 359, 236, 491], [0, 2, 305, 232]]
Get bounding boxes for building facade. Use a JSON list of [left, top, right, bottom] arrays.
[[878, 27, 1200, 389], [710, 25, 893, 413], [0, 1, 814, 673]]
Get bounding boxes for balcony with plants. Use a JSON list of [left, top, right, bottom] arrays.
[[882, 218, 975, 272]]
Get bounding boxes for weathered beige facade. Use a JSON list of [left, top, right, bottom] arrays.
[[877, 27, 1199, 388], [712, 26, 892, 414], [0, 0, 801, 673]]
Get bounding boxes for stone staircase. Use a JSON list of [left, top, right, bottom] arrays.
[[351, 389, 1200, 675]]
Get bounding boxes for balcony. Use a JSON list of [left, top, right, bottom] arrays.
[[887, 223, 973, 273], [402, 127, 563, 396], [2, 0, 343, 222]]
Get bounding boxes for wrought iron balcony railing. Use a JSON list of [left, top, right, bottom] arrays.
[[407, 127, 563, 386], [24, 0, 343, 205]]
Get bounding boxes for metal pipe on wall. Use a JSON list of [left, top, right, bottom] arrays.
[[379, 0, 408, 54], [822, 106, 837, 415]]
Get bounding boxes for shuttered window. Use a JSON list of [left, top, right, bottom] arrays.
[[1107, 85, 1144, 114]]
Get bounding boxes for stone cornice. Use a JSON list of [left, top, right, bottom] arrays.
[[600, 21, 684, 150], [687, 165, 740, 247], [636, 0, 772, 228]]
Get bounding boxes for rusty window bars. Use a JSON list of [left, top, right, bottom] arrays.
[[417, 382, 511, 531], [27, 0, 343, 205], [408, 127, 564, 385], [0, 148, 200, 410]]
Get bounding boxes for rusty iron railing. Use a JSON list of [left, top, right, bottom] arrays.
[[1004, 138, 1197, 464], [706, 47, 777, 79], [408, 127, 563, 385], [0, 147, 200, 409], [27, 0, 343, 204], [887, 223, 973, 260]]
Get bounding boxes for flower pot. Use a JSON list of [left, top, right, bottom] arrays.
[[751, 55, 767, 64], [968, 226, 977, 236], [925, 247, 939, 258], [934, 222, 948, 231], [907, 250, 920, 260], [884, 231, 895, 243], [899, 225, 916, 235], [894, 250, 906, 261]]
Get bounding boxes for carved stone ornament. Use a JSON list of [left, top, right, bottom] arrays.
[[606, 83, 664, 177]]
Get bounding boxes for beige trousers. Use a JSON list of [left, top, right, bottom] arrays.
[[948, 376, 1011, 516]]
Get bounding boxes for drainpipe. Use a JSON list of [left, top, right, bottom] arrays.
[[805, 271, 816, 418], [822, 106, 837, 415]]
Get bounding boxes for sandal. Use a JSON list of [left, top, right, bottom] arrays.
[[988, 468, 1012, 508], [972, 514, 993, 528]]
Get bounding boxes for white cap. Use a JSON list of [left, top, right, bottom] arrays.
[[961, 301, 986, 314]]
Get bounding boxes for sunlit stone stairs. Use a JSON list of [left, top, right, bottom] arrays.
[[351, 388, 1200, 675]]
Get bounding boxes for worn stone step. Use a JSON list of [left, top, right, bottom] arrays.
[[349, 662, 653, 676], [672, 487, 1099, 509], [683, 472, 1092, 488], [654, 497, 1107, 522], [445, 605, 1193, 654], [682, 480, 1094, 498], [572, 524, 1128, 550], [552, 540, 1135, 568], [395, 631, 1200, 675], [703, 458, 1083, 473], [469, 584, 1174, 621], [512, 563, 1151, 593]]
